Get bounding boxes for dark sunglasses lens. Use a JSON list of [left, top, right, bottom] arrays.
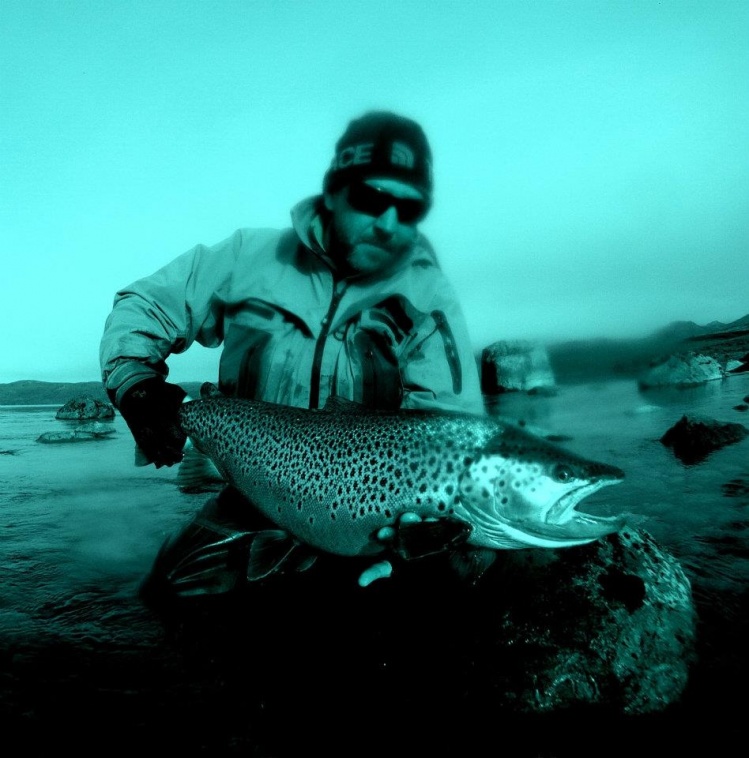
[[347, 183, 388, 215], [397, 198, 426, 223], [347, 183, 425, 224]]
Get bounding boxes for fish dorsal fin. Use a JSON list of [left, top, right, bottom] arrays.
[[200, 382, 224, 399], [322, 395, 366, 413]]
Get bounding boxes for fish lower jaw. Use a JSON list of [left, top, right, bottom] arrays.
[[469, 512, 627, 550], [534, 513, 627, 547]]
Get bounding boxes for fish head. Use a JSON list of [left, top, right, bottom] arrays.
[[459, 423, 626, 549]]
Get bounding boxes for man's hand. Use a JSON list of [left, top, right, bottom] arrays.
[[357, 512, 472, 587], [378, 512, 472, 560], [117, 378, 188, 468], [375, 511, 424, 545]]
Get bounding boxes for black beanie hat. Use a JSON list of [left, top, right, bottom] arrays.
[[323, 111, 433, 201]]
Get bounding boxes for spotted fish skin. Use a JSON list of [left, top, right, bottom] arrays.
[[178, 397, 626, 558]]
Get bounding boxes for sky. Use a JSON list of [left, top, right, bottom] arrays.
[[2, 0, 748, 383]]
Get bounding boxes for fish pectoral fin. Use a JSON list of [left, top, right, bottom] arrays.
[[177, 439, 225, 493], [394, 517, 472, 560], [284, 542, 317, 573], [246, 530, 311, 581], [448, 547, 497, 584]]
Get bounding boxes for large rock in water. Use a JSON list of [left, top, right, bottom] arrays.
[[162, 527, 696, 723], [472, 528, 696, 714], [638, 352, 724, 389], [56, 395, 115, 420], [37, 423, 116, 444], [660, 414, 749, 464], [481, 339, 557, 394]]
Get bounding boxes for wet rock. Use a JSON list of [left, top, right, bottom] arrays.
[[726, 359, 747, 373], [481, 340, 557, 394], [638, 352, 724, 389], [56, 395, 115, 420], [468, 528, 696, 715], [728, 354, 749, 374], [660, 414, 749, 464], [158, 527, 695, 722], [37, 427, 116, 444]]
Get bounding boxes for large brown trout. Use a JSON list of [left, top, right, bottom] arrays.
[[177, 395, 626, 583]]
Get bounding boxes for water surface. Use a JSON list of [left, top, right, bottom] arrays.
[[1, 375, 748, 754]]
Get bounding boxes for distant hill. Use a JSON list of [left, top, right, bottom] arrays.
[[547, 314, 749, 384], [652, 313, 749, 341], [0, 380, 204, 407], [3, 314, 748, 403]]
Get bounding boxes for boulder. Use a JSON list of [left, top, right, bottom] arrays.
[[727, 355, 749, 374], [473, 528, 697, 715], [161, 527, 696, 719], [638, 352, 724, 389], [55, 395, 115, 420], [660, 414, 749, 464], [481, 340, 557, 394]]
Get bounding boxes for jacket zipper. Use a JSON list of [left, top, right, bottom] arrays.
[[309, 278, 347, 409]]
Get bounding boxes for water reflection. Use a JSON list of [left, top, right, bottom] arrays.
[[637, 378, 727, 408]]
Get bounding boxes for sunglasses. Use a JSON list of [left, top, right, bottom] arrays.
[[346, 182, 427, 224]]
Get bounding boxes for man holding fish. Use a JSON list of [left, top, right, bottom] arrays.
[[100, 111, 626, 596], [99, 111, 490, 592]]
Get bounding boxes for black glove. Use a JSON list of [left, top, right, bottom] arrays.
[[115, 378, 188, 468]]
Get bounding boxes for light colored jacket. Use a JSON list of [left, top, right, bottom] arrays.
[[100, 196, 485, 415]]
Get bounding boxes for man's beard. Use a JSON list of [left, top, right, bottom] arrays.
[[328, 224, 411, 278]]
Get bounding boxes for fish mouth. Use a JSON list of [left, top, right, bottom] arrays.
[[532, 478, 626, 545], [484, 477, 627, 549]]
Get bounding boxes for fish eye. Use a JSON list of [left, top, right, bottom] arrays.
[[552, 464, 575, 483]]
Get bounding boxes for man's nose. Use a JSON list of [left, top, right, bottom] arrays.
[[373, 205, 399, 234]]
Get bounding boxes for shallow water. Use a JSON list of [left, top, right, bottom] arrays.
[[488, 376, 749, 597], [1, 375, 748, 754]]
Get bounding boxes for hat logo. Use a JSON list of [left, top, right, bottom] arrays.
[[332, 142, 374, 170], [390, 142, 415, 169]]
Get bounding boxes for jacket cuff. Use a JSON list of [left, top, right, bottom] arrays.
[[104, 361, 166, 407]]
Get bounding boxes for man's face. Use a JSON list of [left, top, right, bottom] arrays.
[[324, 177, 428, 277]]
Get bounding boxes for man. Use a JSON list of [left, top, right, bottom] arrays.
[[100, 110, 485, 597]]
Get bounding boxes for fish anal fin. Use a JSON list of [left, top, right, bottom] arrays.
[[285, 547, 318, 574], [394, 517, 472, 560], [247, 530, 307, 581]]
